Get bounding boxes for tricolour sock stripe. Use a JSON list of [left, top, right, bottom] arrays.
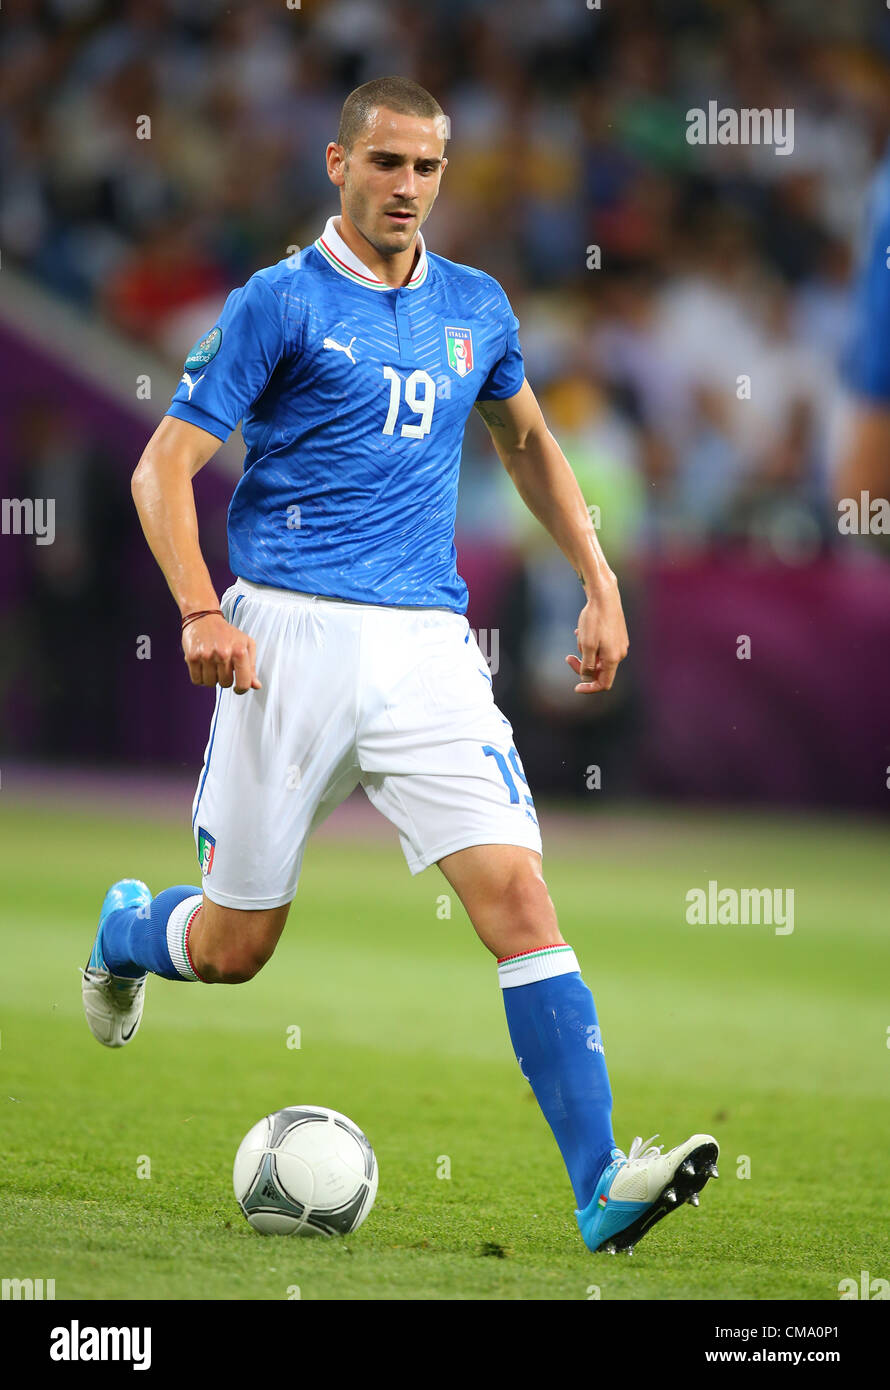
[[183, 904, 205, 982], [166, 895, 204, 981], [497, 942, 580, 989]]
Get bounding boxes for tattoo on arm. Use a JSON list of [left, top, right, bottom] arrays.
[[476, 404, 506, 429]]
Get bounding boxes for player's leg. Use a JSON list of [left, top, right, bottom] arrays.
[[358, 607, 718, 1252], [83, 884, 292, 1045], [99, 890, 291, 984], [83, 581, 362, 1046], [434, 842, 560, 957], [437, 841, 618, 1216], [358, 608, 621, 1216], [183, 896, 291, 983], [437, 841, 718, 1253]]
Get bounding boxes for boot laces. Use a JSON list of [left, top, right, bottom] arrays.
[[626, 1134, 664, 1166]]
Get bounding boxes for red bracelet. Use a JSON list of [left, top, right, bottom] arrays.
[[181, 608, 223, 632]]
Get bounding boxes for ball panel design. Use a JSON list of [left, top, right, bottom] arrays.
[[333, 1116, 377, 1183], [267, 1106, 330, 1148], [246, 1210, 303, 1236], [274, 1146, 323, 1207], [234, 1105, 378, 1238], [307, 1183, 373, 1236], [232, 1115, 272, 1200], [239, 1152, 307, 1221]]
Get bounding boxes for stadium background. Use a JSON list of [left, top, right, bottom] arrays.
[[1, 0, 889, 1309], [2, 0, 890, 807]]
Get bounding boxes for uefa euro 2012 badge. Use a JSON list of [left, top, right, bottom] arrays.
[[197, 827, 216, 876], [184, 326, 222, 372]]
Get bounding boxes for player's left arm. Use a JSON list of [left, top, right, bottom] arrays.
[[475, 379, 629, 694]]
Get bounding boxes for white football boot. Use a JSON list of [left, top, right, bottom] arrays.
[[82, 879, 152, 1048], [577, 1133, 719, 1253]]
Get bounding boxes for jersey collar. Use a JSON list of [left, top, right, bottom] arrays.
[[315, 215, 429, 291]]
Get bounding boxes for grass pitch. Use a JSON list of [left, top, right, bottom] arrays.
[[1, 792, 887, 1301]]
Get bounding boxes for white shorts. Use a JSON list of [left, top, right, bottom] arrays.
[[191, 579, 543, 909]]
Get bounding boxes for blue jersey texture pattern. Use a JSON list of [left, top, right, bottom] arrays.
[[166, 218, 525, 612]]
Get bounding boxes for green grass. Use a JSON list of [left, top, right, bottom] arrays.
[[1, 797, 887, 1300]]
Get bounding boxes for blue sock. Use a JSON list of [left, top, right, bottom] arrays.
[[101, 886, 204, 981], [499, 944, 616, 1210]]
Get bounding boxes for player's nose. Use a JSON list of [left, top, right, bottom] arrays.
[[393, 167, 418, 197]]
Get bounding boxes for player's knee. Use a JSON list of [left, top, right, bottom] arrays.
[[195, 900, 288, 983], [205, 941, 274, 984], [505, 866, 553, 921], [479, 867, 559, 956]]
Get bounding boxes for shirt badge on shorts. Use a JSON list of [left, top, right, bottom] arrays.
[[445, 326, 474, 377], [197, 827, 216, 876]]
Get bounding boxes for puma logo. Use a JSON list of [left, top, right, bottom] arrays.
[[322, 334, 358, 364], [180, 371, 205, 400]]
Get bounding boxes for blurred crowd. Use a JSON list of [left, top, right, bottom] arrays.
[[4, 0, 890, 558], [3, 0, 890, 775]]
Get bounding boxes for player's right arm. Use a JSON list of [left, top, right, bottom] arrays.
[[131, 415, 260, 694]]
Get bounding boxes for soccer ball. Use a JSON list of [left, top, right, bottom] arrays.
[[233, 1105, 378, 1237]]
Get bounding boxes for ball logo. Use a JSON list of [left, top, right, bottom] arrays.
[[445, 326, 474, 377]]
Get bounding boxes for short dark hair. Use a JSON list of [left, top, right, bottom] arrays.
[[337, 77, 447, 152]]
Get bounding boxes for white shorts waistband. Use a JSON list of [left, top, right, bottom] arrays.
[[232, 578, 461, 618]]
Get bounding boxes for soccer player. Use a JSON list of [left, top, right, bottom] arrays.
[[82, 77, 718, 1254]]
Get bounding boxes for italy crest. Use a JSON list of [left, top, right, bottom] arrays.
[[197, 827, 216, 876], [445, 326, 474, 377]]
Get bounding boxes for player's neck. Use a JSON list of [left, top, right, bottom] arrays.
[[334, 213, 419, 289]]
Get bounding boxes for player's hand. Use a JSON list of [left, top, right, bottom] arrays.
[[181, 614, 262, 694], [565, 578, 629, 694]]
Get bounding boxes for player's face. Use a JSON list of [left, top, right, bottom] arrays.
[[333, 108, 448, 258]]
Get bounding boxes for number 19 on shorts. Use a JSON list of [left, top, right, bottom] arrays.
[[483, 743, 535, 808]]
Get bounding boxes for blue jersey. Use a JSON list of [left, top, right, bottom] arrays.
[[844, 142, 890, 402], [166, 216, 524, 612]]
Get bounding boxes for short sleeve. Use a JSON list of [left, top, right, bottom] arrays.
[[844, 154, 890, 403], [475, 286, 525, 402], [166, 273, 286, 440]]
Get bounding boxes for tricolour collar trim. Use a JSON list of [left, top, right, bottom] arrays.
[[315, 215, 428, 290]]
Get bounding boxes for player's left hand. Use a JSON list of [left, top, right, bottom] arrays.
[[565, 579, 629, 694]]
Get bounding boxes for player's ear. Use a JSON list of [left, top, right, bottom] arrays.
[[326, 141, 346, 187]]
